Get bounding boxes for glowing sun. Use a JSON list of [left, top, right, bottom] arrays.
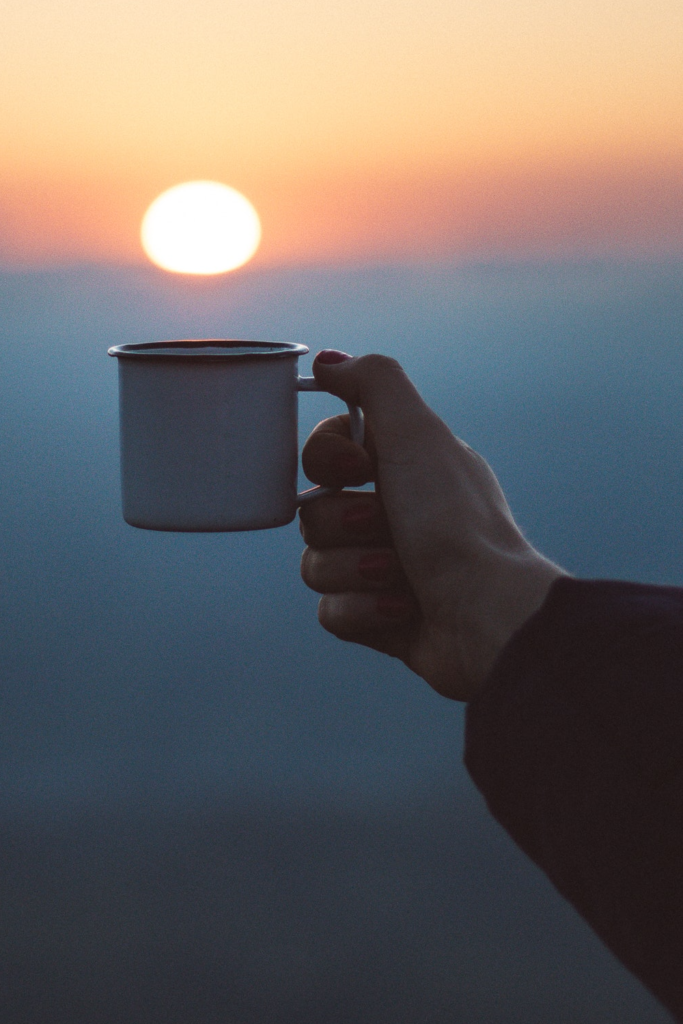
[[141, 181, 261, 275]]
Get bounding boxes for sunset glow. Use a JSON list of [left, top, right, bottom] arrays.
[[1, 0, 682, 266], [140, 182, 261, 275]]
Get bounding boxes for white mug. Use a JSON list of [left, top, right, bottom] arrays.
[[108, 340, 364, 532]]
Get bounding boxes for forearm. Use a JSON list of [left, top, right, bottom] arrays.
[[465, 577, 683, 1021]]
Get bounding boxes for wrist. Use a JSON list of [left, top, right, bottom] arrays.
[[461, 551, 568, 701]]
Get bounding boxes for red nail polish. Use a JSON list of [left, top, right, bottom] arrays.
[[342, 503, 375, 532], [358, 551, 392, 581], [315, 349, 352, 364], [377, 594, 410, 618]]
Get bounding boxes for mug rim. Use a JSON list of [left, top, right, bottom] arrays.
[[108, 339, 310, 360]]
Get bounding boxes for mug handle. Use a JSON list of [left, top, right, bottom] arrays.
[[295, 376, 366, 505]]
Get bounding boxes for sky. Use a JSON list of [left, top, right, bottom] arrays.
[[1, 0, 682, 266]]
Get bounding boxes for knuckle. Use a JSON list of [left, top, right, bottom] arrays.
[[355, 353, 402, 377], [300, 547, 317, 587], [308, 414, 348, 440], [298, 511, 314, 543], [317, 594, 340, 633], [318, 593, 371, 639], [456, 436, 489, 468], [317, 594, 364, 640]]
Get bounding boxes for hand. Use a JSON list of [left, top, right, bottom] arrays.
[[299, 351, 567, 702]]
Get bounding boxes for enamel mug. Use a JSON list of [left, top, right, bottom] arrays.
[[108, 340, 364, 532]]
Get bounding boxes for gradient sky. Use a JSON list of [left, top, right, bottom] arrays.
[[1, 0, 682, 265]]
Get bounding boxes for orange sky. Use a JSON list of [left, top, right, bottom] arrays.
[[1, 0, 682, 266]]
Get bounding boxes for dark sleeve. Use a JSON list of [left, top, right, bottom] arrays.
[[465, 577, 683, 1021]]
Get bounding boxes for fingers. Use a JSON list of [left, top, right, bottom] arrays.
[[299, 490, 392, 549], [301, 413, 374, 488], [312, 353, 450, 464], [301, 545, 407, 593], [310, 352, 520, 587], [303, 351, 562, 701], [317, 591, 417, 662]]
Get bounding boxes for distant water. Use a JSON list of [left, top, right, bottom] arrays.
[[0, 259, 679, 1021]]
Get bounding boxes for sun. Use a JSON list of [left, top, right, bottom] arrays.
[[141, 181, 261, 275]]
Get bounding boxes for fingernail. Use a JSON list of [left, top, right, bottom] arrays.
[[342, 503, 375, 532], [377, 594, 411, 618], [315, 349, 352, 365], [358, 551, 392, 581]]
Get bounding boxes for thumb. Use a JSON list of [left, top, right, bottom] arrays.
[[312, 349, 515, 584], [312, 351, 453, 462]]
